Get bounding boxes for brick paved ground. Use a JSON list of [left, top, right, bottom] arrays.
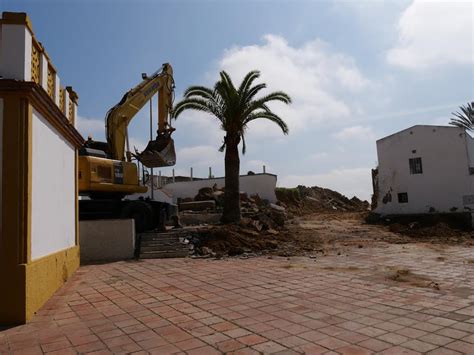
[[1, 243, 473, 354]]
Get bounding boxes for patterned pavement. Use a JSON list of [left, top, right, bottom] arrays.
[[1, 243, 473, 354]]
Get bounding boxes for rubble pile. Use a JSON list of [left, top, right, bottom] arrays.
[[276, 185, 370, 215], [178, 187, 289, 257]]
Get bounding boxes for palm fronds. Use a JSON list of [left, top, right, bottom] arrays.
[[449, 102, 474, 131]]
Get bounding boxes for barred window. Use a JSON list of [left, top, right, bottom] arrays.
[[398, 193, 408, 203], [409, 157, 423, 174]]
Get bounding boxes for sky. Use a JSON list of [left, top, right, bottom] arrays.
[[2, 0, 473, 200]]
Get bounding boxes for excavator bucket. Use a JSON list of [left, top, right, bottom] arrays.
[[136, 135, 176, 168]]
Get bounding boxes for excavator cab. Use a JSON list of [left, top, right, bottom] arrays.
[[136, 130, 176, 168]]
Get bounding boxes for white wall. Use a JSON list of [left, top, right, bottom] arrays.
[[0, 24, 31, 80], [31, 109, 76, 260], [163, 173, 278, 203], [466, 134, 474, 168], [80, 219, 135, 262], [375, 125, 474, 215]]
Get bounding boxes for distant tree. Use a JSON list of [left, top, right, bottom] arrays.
[[449, 102, 474, 131], [172, 70, 291, 223]]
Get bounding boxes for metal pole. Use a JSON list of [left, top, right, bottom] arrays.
[[263, 165, 266, 174], [159, 170, 162, 188], [190, 167, 193, 181], [149, 98, 154, 199], [209, 167, 212, 179], [172, 168, 175, 183], [125, 127, 130, 162]]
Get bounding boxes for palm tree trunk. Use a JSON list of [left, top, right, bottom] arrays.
[[222, 134, 241, 223]]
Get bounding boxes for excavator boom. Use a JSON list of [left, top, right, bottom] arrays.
[[106, 63, 176, 168]]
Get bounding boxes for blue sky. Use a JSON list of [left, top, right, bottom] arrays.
[[2, 0, 473, 199]]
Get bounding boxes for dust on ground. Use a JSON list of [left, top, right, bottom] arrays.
[[192, 185, 473, 258]]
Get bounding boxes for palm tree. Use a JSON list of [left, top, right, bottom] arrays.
[[172, 70, 291, 223], [449, 102, 474, 131]]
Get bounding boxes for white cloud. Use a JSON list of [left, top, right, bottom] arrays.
[[387, 0, 474, 69], [309, 152, 329, 161], [76, 115, 105, 140], [215, 34, 370, 137], [173, 110, 223, 144], [333, 125, 376, 141], [279, 167, 372, 200], [177, 145, 223, 169]]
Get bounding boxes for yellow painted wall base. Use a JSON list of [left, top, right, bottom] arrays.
[[25, 246, 80, 320], [0, 246, 79, 325]]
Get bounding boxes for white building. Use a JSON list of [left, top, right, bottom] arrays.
[[130, 173, 278, 204], [373, 125, 474, 215]]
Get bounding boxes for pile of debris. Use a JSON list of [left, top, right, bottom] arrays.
[[276, 185, 369, 215], [179, 185, 273, 213], [176, 185, 289, 257]]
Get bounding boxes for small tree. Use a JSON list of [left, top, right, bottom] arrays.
[[172, 70, 291, 223], [449, 102, 474, 131]]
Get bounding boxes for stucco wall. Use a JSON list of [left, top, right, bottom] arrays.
[[0, 24, 31, 80], [80, 219, 135, 262], [466, 134, 474, 168], [31, 108, 76, 260], [375, 125, 474, 215], [162, 173, 278, 203]]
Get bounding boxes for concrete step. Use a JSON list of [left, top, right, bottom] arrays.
[[140, 235, 190, 241], [137, 231, 193, 259], [140, 245, 190, 252], [140, 250, 190, 259]]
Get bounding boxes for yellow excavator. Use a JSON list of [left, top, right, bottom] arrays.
[[78, 63, 176, 232]]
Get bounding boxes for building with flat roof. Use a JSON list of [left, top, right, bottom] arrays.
[[373, 125, 474, 216]]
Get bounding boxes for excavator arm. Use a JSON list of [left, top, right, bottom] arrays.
[[105, 63, 176, 167]]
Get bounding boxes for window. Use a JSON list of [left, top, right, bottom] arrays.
[[409, 157, 423, 174], [398, 193, 408, 203]]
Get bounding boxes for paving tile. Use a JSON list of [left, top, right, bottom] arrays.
[[377, 332, 409, 345], [402, 339, 438, 353], [315, 336, 350, 350], [419, 333, 455, 346], [461, 333, 474, 344], [224, 328, 252, 338], [136, 336, 168, 350], [357, 338, 391, 352], [336, 345, 373, 355], [216, 339, 246, 352], [252, 340, 288, 354], [395, 327, 428, 339], [40, 339, 72, 353], [173, 337, 206, 351], [237, 334, 268, 346], [186, 345, 222, 354], [445, 340, 474, 353], [426, 349, 462, 355], [148, 343, 181, 354], [378, 346, 422, 354]]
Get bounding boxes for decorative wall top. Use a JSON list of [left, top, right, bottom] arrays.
[[0, 12, 79, 126]]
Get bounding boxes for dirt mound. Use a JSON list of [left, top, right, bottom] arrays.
[[276, 185, 369, 215], [387, 222, 474, 244], [368, 213, 474, 245], [194, 225, 281, 257]]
